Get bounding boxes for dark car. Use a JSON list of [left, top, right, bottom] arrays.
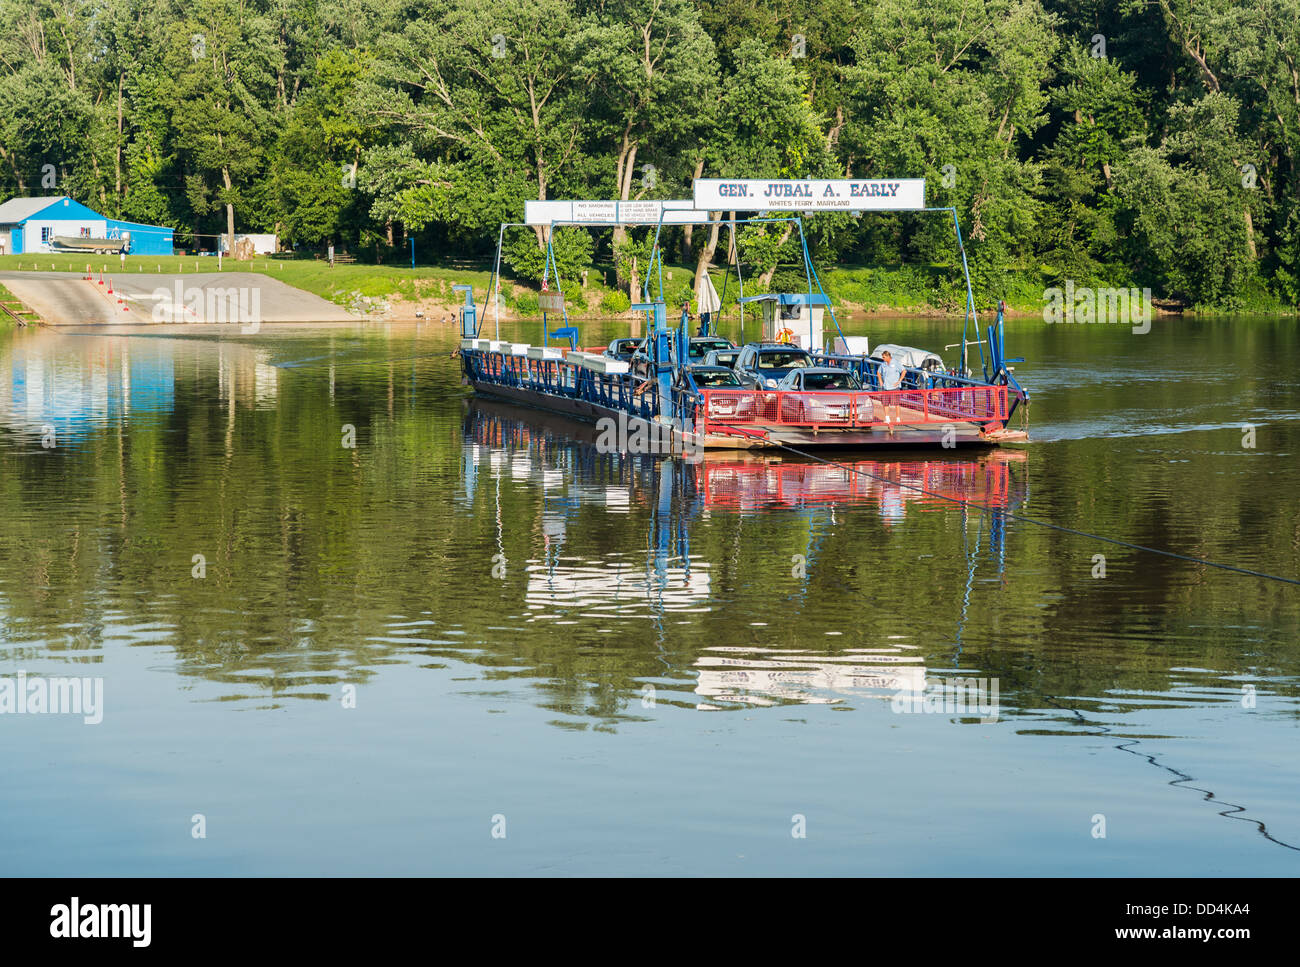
[[685, 336, 735, 363], [734, 343, 815, 389], [682, 365, 747, 390], [679, 366, 755, 422], [702, 348, 740, 369], [604, 337, 645, 362]]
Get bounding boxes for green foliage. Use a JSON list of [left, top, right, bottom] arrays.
[[266, 164, 350, 245], [769, 268, 811, 294], [613, 230, 655, 293], [601, 290, 632, 314], [503, 228, 593, 286], [1112, 94, 1257, 306], [513, 291, 540, 315], [0, 0, 1296, 308], [738, 224, 800, 279]]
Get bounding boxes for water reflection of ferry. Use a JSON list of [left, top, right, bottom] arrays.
[[694, 646, 926, 709], [464, 399, 1027, 631], [465, 402, 713, 618], [524, 557, 711, 618], [464, 397, 1027, 523], [463, 398, 1020, 708], [695, 451, 1023, 521]]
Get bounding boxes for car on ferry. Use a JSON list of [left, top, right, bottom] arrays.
[[678, 366, 756, 421], [630, 337, 737, 378], [684, 336, 736, 364], [681, 365, 748, 390], [868, 344, 946, 387], [868, 344, 944, 372], [734, 343, 815, 389], [776, 367, 863, 391], [604, 337, 645, 362], [775, 367, 864, 424], [701, 347, 740, 369]]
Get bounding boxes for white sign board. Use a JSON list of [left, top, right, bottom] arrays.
[[538, 292, 565, 312], [524, 199, 712, 226], [572, 200, 617, 222], [524, 201, 573, 225], [694, 178, 926, 212]]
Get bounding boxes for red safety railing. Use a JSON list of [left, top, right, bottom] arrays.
[[465, 348, 1008, 435], [695, 384, 1008, 432], [695, 457, 1015, 509]]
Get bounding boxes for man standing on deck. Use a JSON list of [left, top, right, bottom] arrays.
[[878, 349, 904, 433]]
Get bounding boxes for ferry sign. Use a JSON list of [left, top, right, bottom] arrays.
[[538, 292, 565, 312], [694, 178, 926, 212], [524, 199, 711, 226]]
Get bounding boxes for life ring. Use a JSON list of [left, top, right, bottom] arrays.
[[776, 327, 795, 344]]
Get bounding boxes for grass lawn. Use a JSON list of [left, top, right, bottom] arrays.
[[0, 253, 502, 306], [0, 252, 689, 313], [4, 251, 1206, 316]]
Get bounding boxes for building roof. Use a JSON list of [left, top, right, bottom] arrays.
[[0, 196, 73, 224], [737, 292, 831, 306]]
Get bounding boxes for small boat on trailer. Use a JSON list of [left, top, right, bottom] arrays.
[[49, 233, 129, 255], [458, 182, 1029, 451]]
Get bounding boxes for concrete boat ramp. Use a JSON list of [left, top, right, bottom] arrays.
[[0, 270, 354, 325]]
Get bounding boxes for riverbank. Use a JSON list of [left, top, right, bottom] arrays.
[[1, 254, 1293, 322], [0, 269, 352, 326], [0, 282, 40, 326]]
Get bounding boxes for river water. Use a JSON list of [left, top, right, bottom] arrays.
[[1, 315, 1297, 875]]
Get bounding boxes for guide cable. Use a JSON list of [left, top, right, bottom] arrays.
[[703, 426, 1300, 587]]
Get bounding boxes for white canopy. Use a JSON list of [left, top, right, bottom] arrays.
[[695, 271, 721, 315]]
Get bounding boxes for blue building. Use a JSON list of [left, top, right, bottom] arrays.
[[0, 196, 174, 256]]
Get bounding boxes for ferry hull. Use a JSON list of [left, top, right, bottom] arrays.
[[468, 377, 1015, 450]]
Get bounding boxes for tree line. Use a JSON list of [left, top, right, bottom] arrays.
[[1, 0, 1297, 308]]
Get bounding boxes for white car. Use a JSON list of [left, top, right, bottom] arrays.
[[870, 344, 945, 373], [776, 367, 862, 423]]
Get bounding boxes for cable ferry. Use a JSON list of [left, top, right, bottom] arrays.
[[457, 179, 1029, 451]]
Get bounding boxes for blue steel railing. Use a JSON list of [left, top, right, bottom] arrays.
[[462, 350, 658, 421], [814, 352, 993, 392]]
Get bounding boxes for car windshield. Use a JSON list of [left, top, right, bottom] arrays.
[[693, 370, 742, 388], [802, 372, 858, 390], [758, 351, 811, 370], [689, 340, 732, 359]]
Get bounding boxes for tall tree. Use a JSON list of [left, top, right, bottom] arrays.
[[369, 0, 592, 247], [581, 0, 719, 254], [167, 0, 280, 251]]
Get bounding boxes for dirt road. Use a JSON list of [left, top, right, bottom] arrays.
[[0, 270, 356, 325]]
